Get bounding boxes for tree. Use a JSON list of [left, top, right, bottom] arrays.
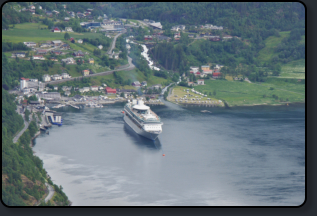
[[146, 96, 150, 101], [64, 33, 70, 40]]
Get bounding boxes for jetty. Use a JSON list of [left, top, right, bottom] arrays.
[[52, 104, 66, 109], [69, 104, 80, 109]]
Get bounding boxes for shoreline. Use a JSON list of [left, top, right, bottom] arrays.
[[171, 100, 305, 109]]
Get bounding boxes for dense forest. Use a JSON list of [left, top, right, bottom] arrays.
[[110, 2, 304, 31]]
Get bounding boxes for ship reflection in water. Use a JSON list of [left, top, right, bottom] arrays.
[[123, 123, 162, 151]]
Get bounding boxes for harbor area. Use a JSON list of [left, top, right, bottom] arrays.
[[47, 95, 165, 109]]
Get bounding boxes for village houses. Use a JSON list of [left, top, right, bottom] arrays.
[[82, 69, 90, 76]]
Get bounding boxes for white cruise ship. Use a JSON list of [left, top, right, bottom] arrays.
[[123, 99, 163, 140]]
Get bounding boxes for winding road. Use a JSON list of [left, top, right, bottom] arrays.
[[44, 183, 55, 203], [13, 107, 32, 143], [107, 29, 127, 55]]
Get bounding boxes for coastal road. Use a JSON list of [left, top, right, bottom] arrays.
[[46, 55, 135, 85], [107, 29, 127, 55], [44, 183, 55, 203], [13, 108, 32, 143]]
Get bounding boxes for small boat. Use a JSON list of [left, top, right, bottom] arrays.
[[201, 110, 212, 113]]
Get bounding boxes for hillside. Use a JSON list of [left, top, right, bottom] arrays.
[[2, 90, 70, 206]]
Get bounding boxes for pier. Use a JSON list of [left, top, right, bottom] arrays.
[[69, 104, 80, 109]]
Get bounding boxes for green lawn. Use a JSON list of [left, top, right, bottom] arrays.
[[257, 31, 290, 63], [193, 79, 305, 107], [279, 59, 305, 79], [2, 23, 103, 43]]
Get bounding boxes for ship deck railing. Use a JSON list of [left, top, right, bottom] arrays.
[[125, 105, 161, 123]]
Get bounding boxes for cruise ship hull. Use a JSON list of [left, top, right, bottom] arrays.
[[123, 114, 161, 140]]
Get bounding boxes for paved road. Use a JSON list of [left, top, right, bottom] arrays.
[[13, 107, 32, 143], [135, 20, 150, 28], [107, 29, 127, 55], [44, 183, 55, 203], [47, 55, 135, 85]]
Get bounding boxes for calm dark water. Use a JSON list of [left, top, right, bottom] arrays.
[[33, 100, 305, 206]]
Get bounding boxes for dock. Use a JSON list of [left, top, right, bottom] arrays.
[[52, 104, 66, 109], [69, 104, 80, 109]]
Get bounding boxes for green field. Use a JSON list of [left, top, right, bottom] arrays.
[[257, 31, 290, 63], [192, 79, 304, 107], [2, 23, 103, 43], [279, 59, 305, 79], [84, 69, 168, 89]]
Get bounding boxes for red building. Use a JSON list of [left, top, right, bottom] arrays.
[[212, 72, 222, 79], [105, 87, 116, 94], [144, 35, 153, 40]]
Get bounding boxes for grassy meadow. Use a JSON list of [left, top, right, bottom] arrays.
[[257, 31, 290, 64], [279, 59, 305, 79], [2, 23, 103, 43], [191, 79, 305, 107]]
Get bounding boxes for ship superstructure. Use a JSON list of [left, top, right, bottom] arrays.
[[123, 99, 163, 140]]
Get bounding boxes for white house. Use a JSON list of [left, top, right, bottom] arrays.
[[52, 74, 62, 81], [65, 27, 73, 32], [52, 40, 63, 46], [78, 39, 83, 44], [42, 74, 51, 82], [23, 42, 37, 47], [98, 45, 103, 50], [197, 79, 205, 85], [61, 57, 75, 64], [114, 53, 119, 59], [13, 52, 26, 58], [64, 91, 71, 96], [83, 87, 90, 92], [190, 66, 199, 73], [33, 55, 45, 60], [61, 73, 71, 79], [90, 86, 98, 91], [38, 6, 42, 10]]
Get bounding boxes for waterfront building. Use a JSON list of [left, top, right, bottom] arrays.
[[37, 92, 61, 100], [105, 87, 116, 94]]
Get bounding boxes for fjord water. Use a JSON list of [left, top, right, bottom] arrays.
[[33, 101, 305, 206]]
